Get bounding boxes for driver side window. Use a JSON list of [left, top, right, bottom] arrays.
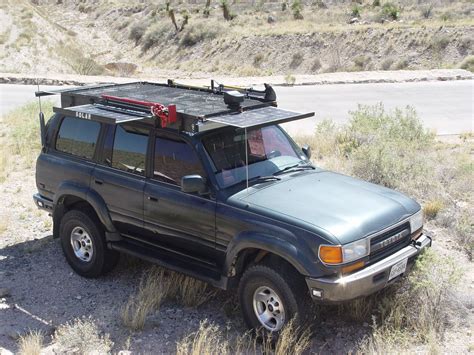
[[107, 124, 149, 176]]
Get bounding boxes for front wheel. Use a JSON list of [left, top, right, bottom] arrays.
[[59, 210, 119, 278], [238, 264, 308, 333]]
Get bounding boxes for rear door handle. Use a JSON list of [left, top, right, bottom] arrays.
[[147, 195, 158, 202], [94, 178, 104, 185]]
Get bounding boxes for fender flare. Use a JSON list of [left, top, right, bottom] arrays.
[[53, 181, 117, 234], [224, 231, 316, 277]]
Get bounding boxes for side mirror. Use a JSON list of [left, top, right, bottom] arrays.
[[302, 145, 312, 159], [181, 175, 208, 195]]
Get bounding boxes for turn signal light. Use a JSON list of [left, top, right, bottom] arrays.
[[319, 246, 343, 264], [411, 229, 423, 241], [342, 261, 365, 274]]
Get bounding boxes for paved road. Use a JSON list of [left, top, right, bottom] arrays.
[[1, 81, 472, 135]]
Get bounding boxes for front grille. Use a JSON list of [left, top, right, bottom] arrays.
[[368, 222, 412, 264]]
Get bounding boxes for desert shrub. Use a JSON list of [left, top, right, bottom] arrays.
[[459, 55, 474, 72], [372, 0, 380, 6], [380, 57, 394, 70], [122, 266, 215, 330], [353, 55, 369, 70], [18, 330, 43, 355], [129, 22, 146, 44], [423, 199, 443, 219], [2, 100, 54, 167], [176, 321, 229, 355], [142, 23, 173, 51], [340, 104, 434, 190], [290, 51, 304, 68], [253, 53, 264, 67], [54, 317, 113, 354], [220, 0, 236, 20], [394, 57, 409, 69], [351, 4, 361, 18], [285, 73, 296, 85], [176, 319, 311, 355], [440, 11, 452, 21], [175, 275, 216, 307], [291, 0, 304, 19], [455, 212, 473, 260], [179, 23, 219, 47], [358, 249, 462, 352], [420, 4, 433, 19], [311, 58, 322, 71], [56, 44, 104, 75], [431, 35, 450, 51], [121, 267, 179, 330], [381, 2, 400, 20]]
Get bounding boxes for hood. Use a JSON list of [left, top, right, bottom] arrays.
[[228, 170, 420, 244]]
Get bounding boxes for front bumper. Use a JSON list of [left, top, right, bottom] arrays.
[[33, 193, 54, 212], [306, 234, 432, 302]]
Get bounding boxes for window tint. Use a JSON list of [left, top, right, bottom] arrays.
[[111, 124, 149, 175], [56, 117, 100, 159], [154, 136, 205, 185]]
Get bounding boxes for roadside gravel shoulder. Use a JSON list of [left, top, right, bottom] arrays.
[[0, 69, 472, 87]]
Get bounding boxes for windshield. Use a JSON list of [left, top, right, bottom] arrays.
[[202, 125, 308, 188]]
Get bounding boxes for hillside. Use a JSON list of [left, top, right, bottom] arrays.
[[1, 0, 473, 78]]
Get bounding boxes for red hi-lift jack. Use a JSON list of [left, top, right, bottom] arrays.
[[101, 94, 177, 128]]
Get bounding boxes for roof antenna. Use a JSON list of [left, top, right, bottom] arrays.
[[245, 127, 249, 194], [37, 80, 46, 147]]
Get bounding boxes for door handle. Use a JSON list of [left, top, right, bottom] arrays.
[[94, 178, 104, 185], [147, 195, 158, 202]]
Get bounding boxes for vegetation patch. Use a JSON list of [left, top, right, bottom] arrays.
[[179, 23, 219, 47], [54, 317, 113, 354], [18, 330, 43, 355], [176, 318, 311, 355]]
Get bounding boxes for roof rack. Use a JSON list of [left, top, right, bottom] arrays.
[[36, 80, 314, 133]]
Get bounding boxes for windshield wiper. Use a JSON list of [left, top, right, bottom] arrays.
[[273, 163, 315, 176], [235, 175, 281, 187]]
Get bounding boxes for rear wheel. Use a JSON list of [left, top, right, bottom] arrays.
[[59, 210, 119, 278], [238, 263, 308, 333]]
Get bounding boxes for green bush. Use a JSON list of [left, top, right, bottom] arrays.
[[382, 2, 400, 20], [142, 24, 173, 51], [129, 23, 146, 44], [290, 52, 304, 68], [291, 0, 303, 19], [340, 104, 434, 189], [2, 101, 54, 168], [179, 23, 219, 47], [351, 4, 361, 18], [358, 249, 462, 352], [459, 55, 474, 72]]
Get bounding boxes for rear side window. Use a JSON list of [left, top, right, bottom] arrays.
[[55, 117, 100, 159], [111, 124, 149, 175], [154, 136, 205, 185]]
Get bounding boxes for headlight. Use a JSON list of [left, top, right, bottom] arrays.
[[342, 238, 369, 263], [319, 238, 369, 265], [409, 210, 424, 232]]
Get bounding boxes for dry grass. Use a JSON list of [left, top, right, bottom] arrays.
[[423, 199, 443, 220], [53, 317, 113, 354], [357, 249, 462, 353], [2, 100, 54, 168], [121, 267, 171, 331], [121, 266, 215, 330], [176, 318, 312, 355], [18, 330, 43, 355]]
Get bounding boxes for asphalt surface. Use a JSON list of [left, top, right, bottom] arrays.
[[0, 81, 472, 135]]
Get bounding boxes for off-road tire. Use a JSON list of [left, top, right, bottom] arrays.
[[238, 263, 309, 334], [59, 209, 119, 278]]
